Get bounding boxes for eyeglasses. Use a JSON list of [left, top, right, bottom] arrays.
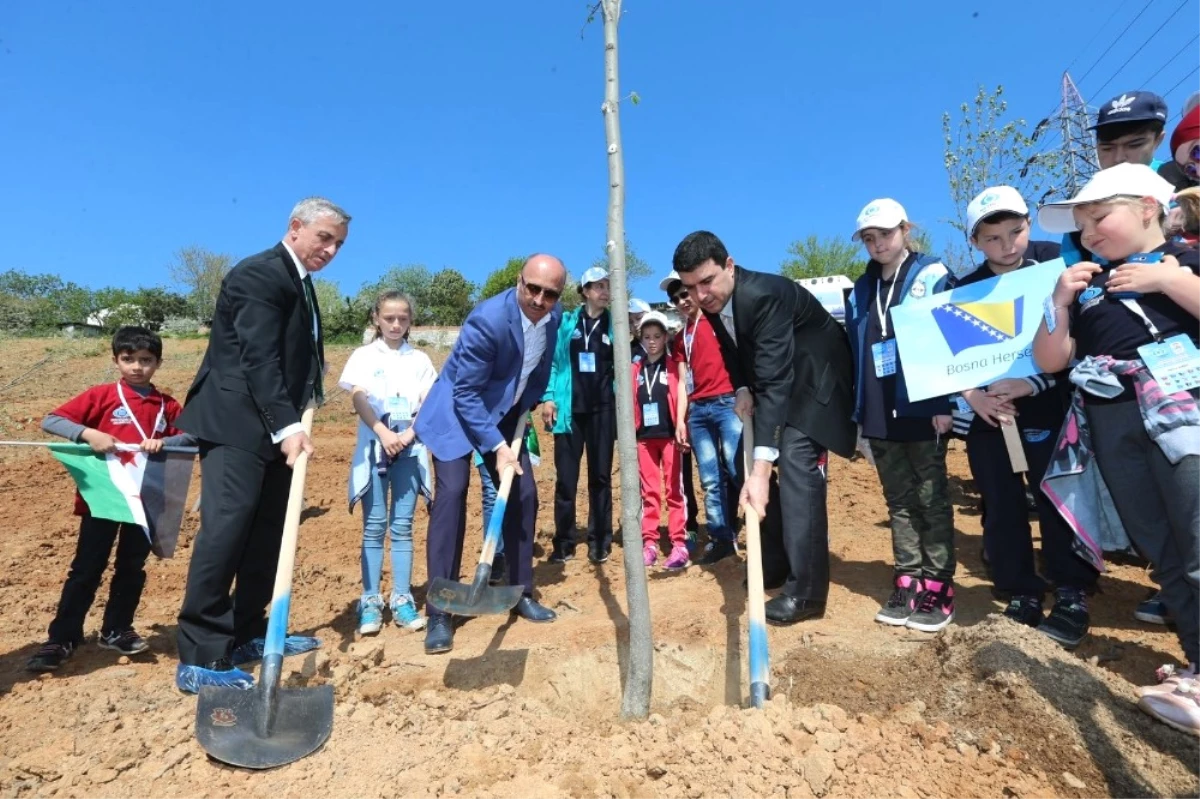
[[670, 288, 689, 303], [520, 276, 562, 302], [1185, 144, 1200, 178]]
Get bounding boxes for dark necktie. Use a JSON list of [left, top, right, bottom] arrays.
[[301, 275, 325, 405]]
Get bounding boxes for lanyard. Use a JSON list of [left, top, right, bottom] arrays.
[[643, 362, 664, 397], [581, 313, 603, 350], [1120, 298, 1165, 342], [116, 382, 164, 442], [875, 277, 899, 338], [683, 316, 700, 364]]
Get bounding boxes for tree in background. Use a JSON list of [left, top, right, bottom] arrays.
[[780, 236, 867, 281], [169, 246, 233, 323], [426, 268, 476, 325], [590, 238, 651, 282], [358, 264, 434, 325], [941, 85, 1062, 273]]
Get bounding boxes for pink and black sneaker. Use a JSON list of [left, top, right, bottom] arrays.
[[875, 575, 923, 626], [906, 579, 955, 632]]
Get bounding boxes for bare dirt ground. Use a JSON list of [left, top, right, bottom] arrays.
[[0, 336, 1196, 798]]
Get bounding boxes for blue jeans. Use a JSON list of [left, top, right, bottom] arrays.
[[360, 454, 421, 600], [476, 460, 502, 556], [687, 395, 743, 542]]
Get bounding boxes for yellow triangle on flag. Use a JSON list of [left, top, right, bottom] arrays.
[[954, 299, 1017, 337]]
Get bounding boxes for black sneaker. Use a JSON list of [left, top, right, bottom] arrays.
[[874, 575, 923, 626], [99, 628, 150, 655], [548, 541, 575, 564], [25, 641, 75, 672], [698, 539, 736, 566], [1040, 588, 1089, 648], [588, 543, 610, 564], [1003, 595, 1044, 628]]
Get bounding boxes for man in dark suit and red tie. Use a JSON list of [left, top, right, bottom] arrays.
[[673, 230, 856, 625], [173, 197, 349, 692], [414, 253, 567, 655]]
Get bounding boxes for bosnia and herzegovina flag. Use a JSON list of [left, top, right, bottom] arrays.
[[891, 258, 1066, 402], [48, 444, 197, 558]]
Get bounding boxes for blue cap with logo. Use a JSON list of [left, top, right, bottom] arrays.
[[1091, 91, 1168, 129]]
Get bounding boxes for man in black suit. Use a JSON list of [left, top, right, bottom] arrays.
[[674, 230, 856, 625], [173, 197, 350, 693]]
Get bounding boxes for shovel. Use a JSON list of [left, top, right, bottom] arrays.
[[739, 411, 771, 709], [427, 418, 527, 616], [195, 406, 333, 769]]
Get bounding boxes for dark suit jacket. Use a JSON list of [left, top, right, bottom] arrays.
[[414, 288, 561, 461], [176, 243, 322, 459], [707, 266, 856, 458]]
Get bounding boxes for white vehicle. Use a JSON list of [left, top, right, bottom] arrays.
[[794, 275, 854, 325]]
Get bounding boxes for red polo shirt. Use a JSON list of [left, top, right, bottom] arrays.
[[670, 313, 734, 400]]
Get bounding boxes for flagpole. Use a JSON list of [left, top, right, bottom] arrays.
[[0, 440, 199, 455]]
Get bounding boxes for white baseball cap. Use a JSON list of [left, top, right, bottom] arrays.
[[579, 266, 609, 286], [628, 297, 651, 314], [852, 199, 908, 239], [658, 270, 681, 292], [1037, 163, 1176, 233], [638, 310, 670, 333], [967, 186, 1030, 236]]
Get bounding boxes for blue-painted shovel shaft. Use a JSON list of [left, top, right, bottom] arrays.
[[476, 416, 526, 568], [264, 592, 292, 659]]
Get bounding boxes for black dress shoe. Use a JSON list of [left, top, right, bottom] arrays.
[[698, 539, 736, 566], [764, 595, 825, 625], [424, 613, 454, 654], [513, 596, 557, 623], [489, 553, 508, 585], [202, 657, 236, 671]]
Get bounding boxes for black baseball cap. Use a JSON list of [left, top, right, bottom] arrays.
[[1090, 90, 1168, 129]]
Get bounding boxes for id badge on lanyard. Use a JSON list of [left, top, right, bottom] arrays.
[[872, 277, 899, 378], [1123, 294, 1200, 393], [642, 402, 661, 426]]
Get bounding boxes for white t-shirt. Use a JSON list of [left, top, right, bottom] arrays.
[[338, 338, 437, 423]]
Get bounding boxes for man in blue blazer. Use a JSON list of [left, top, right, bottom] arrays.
[[414, 253, 567, 654]]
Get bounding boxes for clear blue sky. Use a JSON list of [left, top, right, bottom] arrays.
[[3, 0, 1198, 301]]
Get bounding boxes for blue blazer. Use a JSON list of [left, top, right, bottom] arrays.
[[414, 288, 561, 461]]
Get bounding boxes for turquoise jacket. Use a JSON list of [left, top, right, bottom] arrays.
[[541, 306, 615, 435]]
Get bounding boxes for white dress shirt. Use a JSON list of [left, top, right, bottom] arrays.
[[271, 240, 321, 444], [491, 307, 550, 451]]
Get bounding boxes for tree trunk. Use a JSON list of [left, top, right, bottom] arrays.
[[600, 0, 652, 720]]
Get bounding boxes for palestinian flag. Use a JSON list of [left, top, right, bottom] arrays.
[[48, 444, 197, 559]]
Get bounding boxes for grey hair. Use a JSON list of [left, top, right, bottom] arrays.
[[289, 196, 351, 227]]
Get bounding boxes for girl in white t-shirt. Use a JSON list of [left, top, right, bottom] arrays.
[[338, 291, 437, 635]]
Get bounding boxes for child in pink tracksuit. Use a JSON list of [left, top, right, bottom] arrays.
[[633, 312, 691, 569]]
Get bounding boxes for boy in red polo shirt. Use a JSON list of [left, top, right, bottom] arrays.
[[26, 326, 193, 672]]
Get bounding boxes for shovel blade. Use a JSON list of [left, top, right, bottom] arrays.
[[427, 577, 523, 616], [196, 683, 333, 769]]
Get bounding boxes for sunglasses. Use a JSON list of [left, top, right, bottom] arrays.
[[521, 276, 562, 302], [670, 288, 690, 303], [1185, 144, 1200, 178]]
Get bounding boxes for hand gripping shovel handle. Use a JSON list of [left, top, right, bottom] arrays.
[[259, 406, 315, 734], [739, 411, 771, 709], [467, 416, 527, 604]]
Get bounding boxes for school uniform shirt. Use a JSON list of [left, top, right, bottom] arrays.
[[570, 309, 615, 413], [860, 254, 937, 441], [1068, 241, 1200, 402], [50, 380, 185, 516], [670, 313, 735, 399], [953, 241, 1069, 435], [338, 338, 437, 510], [635, 356, 675, 439]]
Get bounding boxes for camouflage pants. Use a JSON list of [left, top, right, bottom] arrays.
[[869, 438, 956, 583]]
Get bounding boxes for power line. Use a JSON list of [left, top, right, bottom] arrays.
[[1075, 0, 1156, 87], [1085, 0, 1192, 103], [1163, 65, 1200, 106], [1065, 1, 1129, 73], [1138, 33, 1199, 87]]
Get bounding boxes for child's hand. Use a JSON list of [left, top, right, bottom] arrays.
[[1052, 262, 1102, 307], [81, 429, 119, 454], [675, 426, 689, 450], [1106, 259, 1171, 296], [140, 439, 164, 454], [963, 388, 1016, 428], [377, 428, 403, 458]]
